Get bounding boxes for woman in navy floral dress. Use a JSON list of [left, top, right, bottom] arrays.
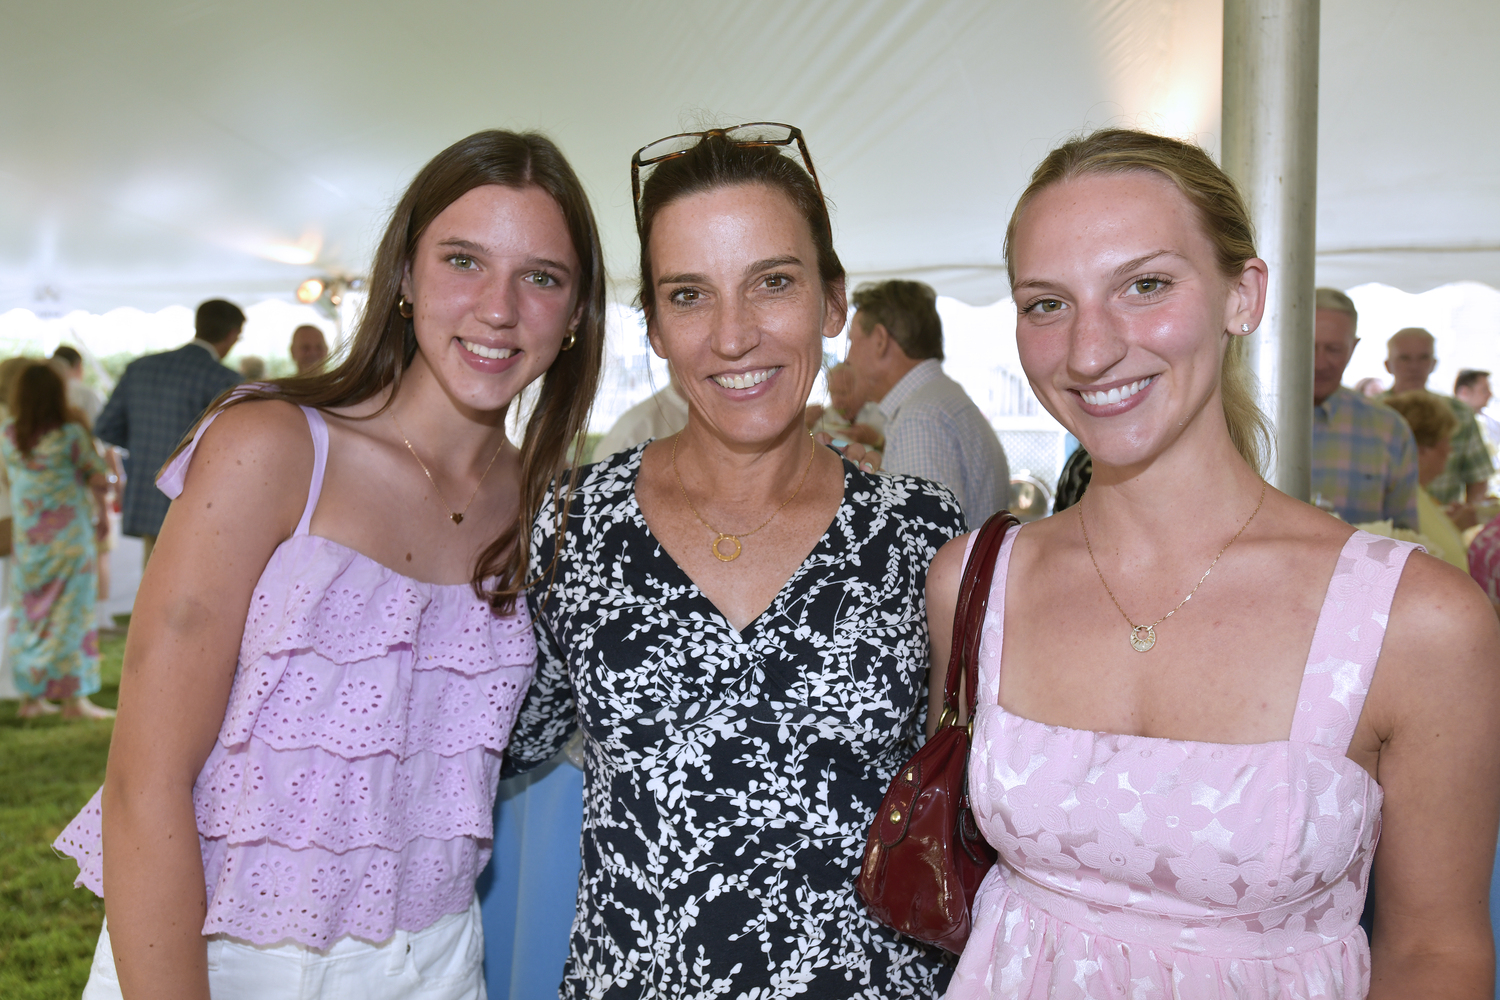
[[504, 128, 965, 998]]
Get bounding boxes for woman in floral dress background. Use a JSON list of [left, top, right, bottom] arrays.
[[1, 361, 112, 719]]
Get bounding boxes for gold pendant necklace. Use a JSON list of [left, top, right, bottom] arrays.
[[1079, 480, 1267, 652], [672, 434, 817, 562], [392, 412, 506, 525]]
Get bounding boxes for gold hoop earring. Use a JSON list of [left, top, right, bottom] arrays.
[[398, 295, 414, 319], [560, 328, 578, 351]]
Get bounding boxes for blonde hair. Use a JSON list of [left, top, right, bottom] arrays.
[[1004, 128, 1271, 474], [1384, 390, 1457, 449]]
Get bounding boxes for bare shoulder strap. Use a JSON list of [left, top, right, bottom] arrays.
[[293, 406, 329, 537], [1289, 530, 1421, 750]]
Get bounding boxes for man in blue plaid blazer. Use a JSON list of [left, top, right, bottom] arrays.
[[95, 299, 245, 562]]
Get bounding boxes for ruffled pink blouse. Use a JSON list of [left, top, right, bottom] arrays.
[[55, 405, 536, 947]]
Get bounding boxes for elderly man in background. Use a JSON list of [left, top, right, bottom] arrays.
[[1310, 288, 1420, 529], [842, 279, 1008, 529], [290, 324, 329, 375], [94, 298, 244, 565], [804, 362, 884, 446], [1384, 326, 1492, 507]]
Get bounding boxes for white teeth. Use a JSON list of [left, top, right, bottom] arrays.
[[1081, 376, 1154, 406], [461, 340, 516, 360], [712, 367, 779, 390]]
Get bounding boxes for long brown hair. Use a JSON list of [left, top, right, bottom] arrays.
[[1004, 128, 1272, 473], [176, 130, 606, 611], [12, 362, 83, 456]]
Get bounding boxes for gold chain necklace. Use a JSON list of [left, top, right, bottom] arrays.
[[672, 434, 817, 562], [1078, 479, 1267, 652], [391, 412, 506, 525]]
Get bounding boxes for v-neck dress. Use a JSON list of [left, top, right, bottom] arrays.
[[945, 527, 1419, 999], [504, 443, 966, 999]]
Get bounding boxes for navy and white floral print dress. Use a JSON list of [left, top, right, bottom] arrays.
[[505, 444, 965, 999]]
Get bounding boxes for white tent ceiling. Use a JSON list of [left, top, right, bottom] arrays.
[[3, 0, 1497, 317]]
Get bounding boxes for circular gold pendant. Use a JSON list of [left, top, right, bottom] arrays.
[[1130, 625, 1156, 653], [712, 533, 742, 562]]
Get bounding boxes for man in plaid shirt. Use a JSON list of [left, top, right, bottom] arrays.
[[94, 299, 244, 564], [1311, 289, 1419, 529], [1383, 327, 1493, 506]]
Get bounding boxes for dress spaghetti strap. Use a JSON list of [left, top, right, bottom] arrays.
[[293, 406, 328, 538]]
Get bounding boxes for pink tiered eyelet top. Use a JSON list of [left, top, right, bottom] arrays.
[[55, 405, 537, 948], [946, 526, 1419, 999]]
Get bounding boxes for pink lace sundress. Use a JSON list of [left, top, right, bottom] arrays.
[[55, 405, 537, 948], [946, 527, 1419, 999]]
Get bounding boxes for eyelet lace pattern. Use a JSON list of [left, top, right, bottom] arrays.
[[55, 404, 536, 949]]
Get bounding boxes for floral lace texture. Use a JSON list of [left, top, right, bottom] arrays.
[[946, 529, 1418, 999], [54, 404, 536, 948]]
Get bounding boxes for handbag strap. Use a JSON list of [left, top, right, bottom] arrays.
[[942, 510, 1020, 722]]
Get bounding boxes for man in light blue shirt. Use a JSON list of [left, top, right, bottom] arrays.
[[843, 280, 1009, 529]]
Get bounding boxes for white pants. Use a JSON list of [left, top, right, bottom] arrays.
[[82, 896, 486, 1000]]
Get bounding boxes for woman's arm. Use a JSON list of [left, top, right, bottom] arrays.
[[100, 401, 311, 1000], [1367, 553, 1500, 998], [924, 532, 970, 739], [502, 604, 577, 777]]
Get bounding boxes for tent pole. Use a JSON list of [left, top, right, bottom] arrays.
[[1221, 0, 1319, 501]]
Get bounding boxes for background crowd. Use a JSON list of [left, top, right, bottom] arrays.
[[5, 123, 1499, 1000], [0, 311, 332, 718]]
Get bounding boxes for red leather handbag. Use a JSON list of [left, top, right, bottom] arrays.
[[855, 510, 1018, 954]]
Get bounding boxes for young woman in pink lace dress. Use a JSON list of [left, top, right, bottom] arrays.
[[929, 130, 1500, 998], [53, 130, 605, 999]]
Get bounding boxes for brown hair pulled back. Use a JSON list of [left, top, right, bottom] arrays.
[[635, 133, 845, 322], [176, 129, 606, 612], [1005, 128, 1271, 473], [13, 362, 80, 456]]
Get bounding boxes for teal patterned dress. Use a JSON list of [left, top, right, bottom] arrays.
[[0, 422, 105, 699]]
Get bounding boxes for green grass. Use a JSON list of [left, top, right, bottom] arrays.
[[0, 619, 124, 998]]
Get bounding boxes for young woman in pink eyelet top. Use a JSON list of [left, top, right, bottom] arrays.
[[53, 130, 606, 1000], [927, 130, 1500, 998]]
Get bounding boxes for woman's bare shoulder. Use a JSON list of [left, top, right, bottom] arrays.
[[198, 398, 313, 456], [1365, 545, 1500, 738], [928, 529, 974, 588], [1387, 549, 1498, 656], [183, 399, 315, 498]]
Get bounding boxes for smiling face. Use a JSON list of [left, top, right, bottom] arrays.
[[645, 182, 845, 447], [400, 183, 582, 415], [1010, 170, 1260, 472]]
